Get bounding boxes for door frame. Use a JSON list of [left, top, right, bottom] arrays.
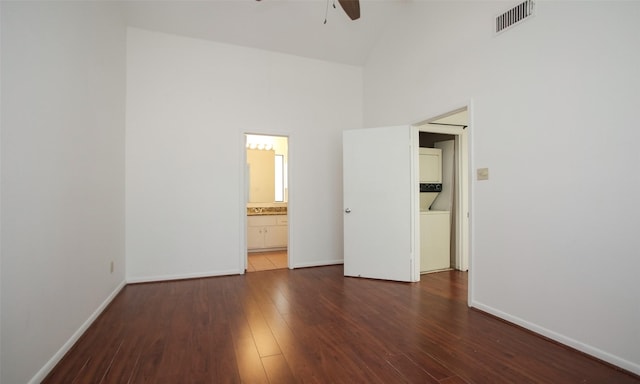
[[240, 132, 291, 274], [412, 104, 471, 282]]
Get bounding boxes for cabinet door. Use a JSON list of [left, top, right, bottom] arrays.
[[247, 226, 264, 250], [264, 225, 288, 248]]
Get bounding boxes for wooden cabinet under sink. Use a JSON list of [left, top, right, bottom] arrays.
[[247, 215, 288, 251]]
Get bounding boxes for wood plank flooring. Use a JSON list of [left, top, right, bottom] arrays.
[[43, 267, 639, 383]]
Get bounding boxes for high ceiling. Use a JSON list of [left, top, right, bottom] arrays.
[[123, 0, 408, 66]]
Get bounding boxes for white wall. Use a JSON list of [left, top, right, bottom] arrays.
[[126, 28, 362, 281], [364, 1, 640, 374], [0, 2, 126, 383], [0, 3, 4, 381]]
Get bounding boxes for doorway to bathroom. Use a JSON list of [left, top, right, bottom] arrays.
[[244, 134, 289, 272]]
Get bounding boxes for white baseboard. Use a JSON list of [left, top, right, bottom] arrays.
[[470, 300, 640, 376], [127, 262, 345, 283], [293, 259, 344, 268], [28, 280, 127, 384], [127, 268, 241, 284]]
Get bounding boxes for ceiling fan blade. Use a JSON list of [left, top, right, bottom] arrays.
[[337, 0, 360, 20]]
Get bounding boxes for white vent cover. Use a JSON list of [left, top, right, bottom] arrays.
[[495, 0, 535, 34]]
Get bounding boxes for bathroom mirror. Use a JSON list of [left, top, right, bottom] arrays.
[[246, 134, 288, 203]]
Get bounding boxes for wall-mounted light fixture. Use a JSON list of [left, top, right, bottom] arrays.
[[246, 135, 274, 151]]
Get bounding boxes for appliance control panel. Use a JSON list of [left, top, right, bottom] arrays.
[[419, 183, 442, 193]]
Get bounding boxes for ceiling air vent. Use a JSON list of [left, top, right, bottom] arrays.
[[495, 0, 535, 35]]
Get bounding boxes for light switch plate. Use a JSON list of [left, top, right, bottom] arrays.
[[477, 168, 489, 181]]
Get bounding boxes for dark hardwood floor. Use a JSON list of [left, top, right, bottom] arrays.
[[43, 266, 639, 383]]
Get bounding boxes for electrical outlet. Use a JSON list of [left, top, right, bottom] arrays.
[[477, 168, 489, 181], [110, 261, 114, 273]]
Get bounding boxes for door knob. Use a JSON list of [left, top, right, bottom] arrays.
[[345, 208, 351, 213]]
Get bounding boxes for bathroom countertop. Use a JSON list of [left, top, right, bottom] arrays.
[[247, 207, 287, 216], [247, 212, 287, 216]]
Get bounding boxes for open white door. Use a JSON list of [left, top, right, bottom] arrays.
[[343, 126, 417, 282]]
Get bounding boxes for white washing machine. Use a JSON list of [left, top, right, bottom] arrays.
[[420, 210, 450, 273]]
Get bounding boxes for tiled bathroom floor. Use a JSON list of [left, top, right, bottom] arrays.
[[247, 250, 288, 272]]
